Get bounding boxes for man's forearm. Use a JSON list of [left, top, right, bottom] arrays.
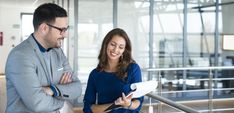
[[56, 80, 82, 99]]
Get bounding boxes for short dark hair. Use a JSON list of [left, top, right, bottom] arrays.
[[33, 3, 67, 31]]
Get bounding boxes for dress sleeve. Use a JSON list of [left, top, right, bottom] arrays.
[[83, 70, 97, 113], [128, 63, 144, 111], [129, 63, 142, 83]]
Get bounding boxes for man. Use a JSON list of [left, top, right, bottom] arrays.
[[5, 3, 82, 113]]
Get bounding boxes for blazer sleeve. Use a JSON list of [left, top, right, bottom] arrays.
[[5, 50, 64, 112], [55, 49, 82, 100]]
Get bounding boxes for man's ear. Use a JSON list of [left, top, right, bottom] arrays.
[[39, 23, 48, 35]]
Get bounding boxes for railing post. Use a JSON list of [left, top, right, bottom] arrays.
[[157, 70, 162, 113], [208, 69, 213, 113], [149, 98, 153, 113]]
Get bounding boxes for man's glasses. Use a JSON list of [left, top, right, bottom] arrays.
[[46, 23, 69, 34]]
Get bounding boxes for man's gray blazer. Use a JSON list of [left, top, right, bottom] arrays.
[[5, 35, 82, 113]]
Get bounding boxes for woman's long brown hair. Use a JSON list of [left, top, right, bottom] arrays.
[[97, 28, 135, 80]]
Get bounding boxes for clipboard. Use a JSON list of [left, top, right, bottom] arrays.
[[104, 92, 133, 112], [104, 103, 122, 112]]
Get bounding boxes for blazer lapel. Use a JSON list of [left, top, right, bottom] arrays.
[[27, 35, 52, 83], [50, 50, 56, 81]]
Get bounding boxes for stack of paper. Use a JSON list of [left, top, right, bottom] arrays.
[[129, 80, 158, 98], [104, 80, 158, 112]]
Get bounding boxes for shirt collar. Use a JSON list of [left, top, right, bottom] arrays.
[[32, 34, 52, 52]]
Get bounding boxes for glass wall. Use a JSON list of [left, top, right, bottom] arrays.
[[66, 1, 234, 112], [118, 0, 150, 69], [77, 0, 113, 94], [18, 0, 233, 112]]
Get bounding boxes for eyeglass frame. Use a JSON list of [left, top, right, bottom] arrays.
[[46, 23, 69, 34]]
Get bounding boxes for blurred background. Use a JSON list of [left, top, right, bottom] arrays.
[[1, 0, 234, 113]]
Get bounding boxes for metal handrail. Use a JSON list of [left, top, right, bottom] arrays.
[[146, 93, 200, 113], [143, 66, 234, 71], [143, 66, 234, 113]]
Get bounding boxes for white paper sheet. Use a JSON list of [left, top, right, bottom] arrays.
[[105, 80, 158, 112], [129, 80, 158, 98]]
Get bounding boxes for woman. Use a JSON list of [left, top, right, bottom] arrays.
[[83, 28, 144, 113]]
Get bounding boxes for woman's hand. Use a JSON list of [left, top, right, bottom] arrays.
[[114, 92, 133, 108]]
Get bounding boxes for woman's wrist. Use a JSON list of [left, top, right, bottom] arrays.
[[127, 101, 132, 109]]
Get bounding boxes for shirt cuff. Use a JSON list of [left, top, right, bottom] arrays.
[[50, 84, 61, 97]]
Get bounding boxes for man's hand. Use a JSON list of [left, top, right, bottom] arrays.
[[42, 86, 54, 96], [59, 72, 72, 84], [42, 72, 72, 96]]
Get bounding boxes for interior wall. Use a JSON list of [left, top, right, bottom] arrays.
[[0, 2, 75, 113], [0, 4, 34, 74]]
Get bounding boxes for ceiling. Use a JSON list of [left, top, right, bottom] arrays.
[[0, 0, 54, 7], [1, 0, 234, 9], [0, 0, 223, 6]]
